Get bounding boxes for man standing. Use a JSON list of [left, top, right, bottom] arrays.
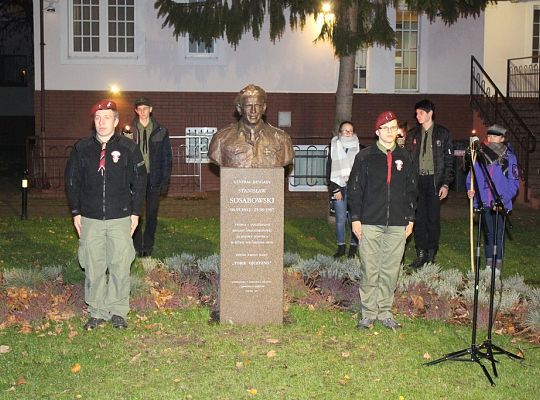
[[131, 97, 172, 257], [407, 99, 454, 269], [208, 84, 294, 168], [348, 111, 417, 330], [65, 100, 147, 330]]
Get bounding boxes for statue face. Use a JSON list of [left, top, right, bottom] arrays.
[[240, 95, 266, 126]]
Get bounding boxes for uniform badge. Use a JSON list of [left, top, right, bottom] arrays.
[[111, 150, 121, 163], [395, 159, 403, 171], [436, 139, 442, 147], [512, 164, 519, 179]]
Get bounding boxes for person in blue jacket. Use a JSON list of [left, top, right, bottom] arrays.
[[466, 124, 520, 277]]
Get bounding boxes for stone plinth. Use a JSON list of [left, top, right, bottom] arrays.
[[219, 168, 284, 325]]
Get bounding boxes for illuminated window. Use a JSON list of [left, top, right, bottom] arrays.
[[395, 5, 418, 90], [354, 48, 368, 90], [70, 0, 135, 56]]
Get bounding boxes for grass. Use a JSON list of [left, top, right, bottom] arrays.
[[1, 214, 538, 285], [1, 306, 538, 399], [1, 213, 539, 398]]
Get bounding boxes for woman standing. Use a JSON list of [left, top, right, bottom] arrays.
[[327, 121, 362, 258]]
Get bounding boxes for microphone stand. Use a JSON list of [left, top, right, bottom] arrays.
[[425, 143, 523, 385], [473, 145, 523, 378]]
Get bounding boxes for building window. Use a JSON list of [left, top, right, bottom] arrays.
[[186, 0, 215, 56], [184, 127, 217, 163], [533, 8, 539, 61], [354, 48, 368, 90], [288, 145, 329, 192], [395, 5, 418, 90], [70, 0, 135, 56]]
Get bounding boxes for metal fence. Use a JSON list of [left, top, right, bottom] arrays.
[[26, 133, 332, 194], [507, 56, 540, 106]]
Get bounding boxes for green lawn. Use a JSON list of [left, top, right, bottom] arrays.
[[1, 306, 537, 399], [0, 214, 539, 398], [1, 214, 538, 285]]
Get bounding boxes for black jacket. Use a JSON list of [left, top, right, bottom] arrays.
[[406, 123, 454, 189], [65, 133, 147, 220], [347, 144, 417, 226], [131, 117, 172, 192]]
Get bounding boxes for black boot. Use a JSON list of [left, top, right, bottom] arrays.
[[408, 248, 427, 269], [333, 245, 346, 258], [347, 245, 358, 259], [426, 248, 437, 264]]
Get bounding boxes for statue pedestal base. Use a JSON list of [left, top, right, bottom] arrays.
[[219, 168, 284, 325]]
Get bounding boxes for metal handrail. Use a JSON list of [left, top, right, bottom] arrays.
[[506, 55, 540, 107], [470, 55, 537, 202]]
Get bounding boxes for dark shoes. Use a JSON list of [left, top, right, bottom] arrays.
[[381, 317, 402, 331], [137, 249, 152, 257], [356, 317, 375, 330], [83, 317, 106, 331], [334, 245, 357, 259], [347, 245, 358, 259], [408, 248, 427, 269], [111, 315, 128, 329], [333, 245, 346, 258]]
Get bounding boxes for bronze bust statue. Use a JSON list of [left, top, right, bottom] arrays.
[[208, 84, 294, 168]]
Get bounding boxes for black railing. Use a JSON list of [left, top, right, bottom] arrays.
[[26, 135, 333, 194], [507, 56, 540, 107], [470, 55, 537, 202]]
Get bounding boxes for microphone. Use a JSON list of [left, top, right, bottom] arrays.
[[469, 136, 481, 150]]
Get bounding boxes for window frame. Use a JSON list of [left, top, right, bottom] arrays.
[[67, 0, 138, 60], [394, 5, 419, 91], [353, 47, 368, 92]]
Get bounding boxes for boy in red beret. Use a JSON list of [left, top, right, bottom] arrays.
[[65, 99, 147, 330], [348, 111, 417, 330]]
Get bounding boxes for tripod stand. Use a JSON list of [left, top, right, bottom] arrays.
[[425, 142, 523, 385]]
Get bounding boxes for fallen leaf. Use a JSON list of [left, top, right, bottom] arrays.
[[265, 338, 280, 344], [338, 375, 350, 385], [129, 353, 142, 364], [235, 361, 243, 370], [247, 388, 257, 396], [411, 294, 425, 310], [0, 345, 11, 354], [423, 352, 432, 360], [16, 376, 26, 385], [71, 363, 81, 373], [266, 350, 277, 358], [341, 351, 350, 358], [20, 325, 32, 334], [517, 348, 525, 358], [68, 330, 78, 340]]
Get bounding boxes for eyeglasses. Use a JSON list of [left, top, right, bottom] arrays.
[[379, 126, 399, 133]]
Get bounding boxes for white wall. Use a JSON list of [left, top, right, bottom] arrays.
[[484, 1, 539, 91], [34, 0, 338, 93], [34, 0, 484, 95]]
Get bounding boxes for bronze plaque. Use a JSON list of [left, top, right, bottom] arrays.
[[219, 168, 284, 325]]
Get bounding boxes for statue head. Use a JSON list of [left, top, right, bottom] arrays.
[[235, 84, 267, 127]]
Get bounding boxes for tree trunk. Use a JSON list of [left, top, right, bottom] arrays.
[[332, 3, 357, 136], [333, 54, 355, 135]]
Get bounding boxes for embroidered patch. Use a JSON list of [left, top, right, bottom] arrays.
[[512, 164, 519, 179], [111, 150, 121, 163], [412, 139, 417, 145], [395, 159, 403, 171], [436, 139, 442, 147]]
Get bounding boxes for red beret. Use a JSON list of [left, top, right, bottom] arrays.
[[91, 99, 117, 115], [375, 111, 397, 130]]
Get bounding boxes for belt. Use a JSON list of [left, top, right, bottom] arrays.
[[419, 170, 434, 176]]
